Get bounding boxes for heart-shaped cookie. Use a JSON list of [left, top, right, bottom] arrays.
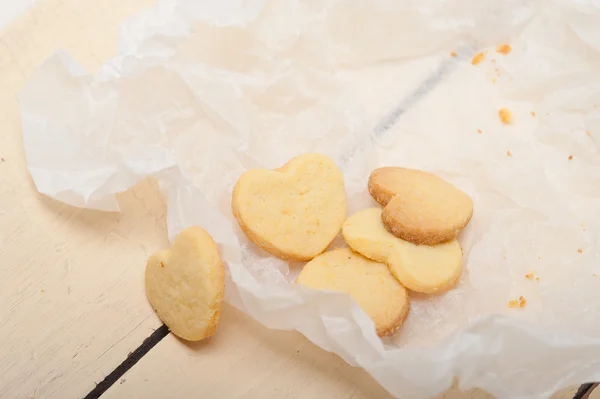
[[343, 208, 462, 294], [296, 248, 410, 336], [369, 167, 473, 245], [232, 153, 346, 261], [145, 227, 224, 341]]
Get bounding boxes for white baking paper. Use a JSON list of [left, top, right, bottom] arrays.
[[19, 0, 600, 397]]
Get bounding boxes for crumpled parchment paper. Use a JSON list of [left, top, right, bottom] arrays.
[[19, 0, 600, 397]]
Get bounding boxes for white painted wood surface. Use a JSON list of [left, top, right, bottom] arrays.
[[0, 2, 161, 398], [0, 0, 591, 398]]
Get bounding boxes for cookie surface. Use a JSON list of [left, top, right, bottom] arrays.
[[145, 227, 224, 341], [232, 153, 346, 261], [369, 167, 473, 245], [343, 208, 462, 294], [295, 248, 409, 336]]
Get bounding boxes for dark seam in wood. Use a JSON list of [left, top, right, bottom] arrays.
[[573, 383, 599, 399], [82, 324, 169, 399]]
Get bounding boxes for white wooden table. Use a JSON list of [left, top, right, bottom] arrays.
[[0, 0, 592, 398]]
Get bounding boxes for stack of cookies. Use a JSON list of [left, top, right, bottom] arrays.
[[232, 153, 473, 337]]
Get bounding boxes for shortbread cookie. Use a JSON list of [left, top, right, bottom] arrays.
[[368, 167, 473, 245], [296, 248, 409, 336], [232, 153, 346, 261], [145, 227, 224, 341], [343, 208, 462, 294]]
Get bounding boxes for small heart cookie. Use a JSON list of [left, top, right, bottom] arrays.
[[232, 153, 346, 261], [145, 227, 225, 341], [296, 248, 409, 336], [369, 167, 473, 245], [343, 208, 462, 294]]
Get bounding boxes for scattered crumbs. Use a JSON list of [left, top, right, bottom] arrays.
[[586, 131, 591, 136], [160, 261, 165, 268], [491, 58, 496, 63], [495, 68, 501, 76], [531, 111, 536, 117], [538, 256, 541, 260], [297, 350, 300, 353], [496, 44, 512, 55], [477, 129, 482, 134], [593, 274, 598, 277], [568, 155, 573, 160], [508, 296, 527, 309], [492, 78, 497, 84], [506, 150, 512, 157], [578, 249, 583, 253], [120, 379, 126, 385], [41, 289, 44, 293], [471, 52, 485, 65], [450, 51, 457, 57], [499, 108, 512, 124], [0, 158, 4, 162]]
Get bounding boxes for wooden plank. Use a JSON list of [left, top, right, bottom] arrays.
[[100, 304, 581, 399], [0, 0, 160, 398], [101, 304, 394, 399]]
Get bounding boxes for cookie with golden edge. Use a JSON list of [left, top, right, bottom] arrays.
[[145, 227, 224, 341], [232, 153, 346, 261], [295, 248, 410, 336], [368, 167, 473, 245], [343, 208, 462, 294]]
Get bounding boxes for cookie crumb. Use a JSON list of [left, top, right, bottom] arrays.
[[477, 129, 482, 134], [492, 78, 497, 84], [450, 51, 457, 57], [568, 155, 573, 160], [491, 58, 496, 63], [538, 256, 541, 260], [525, 272, 536, 280], [496, 44, 512, 55], [593, 274, 598, 277], [160, 261, 165, 268], [586, 131, 591, 136], [531, 111, 536, 117], [471, 52, 485, 65], [508, 296, 527, 308], [578, 248, 583, 253], [506, 150, 512, 157], [1, 158, 4, 162], [41, 289, 44, 293], [499, 108, 512, 124]]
